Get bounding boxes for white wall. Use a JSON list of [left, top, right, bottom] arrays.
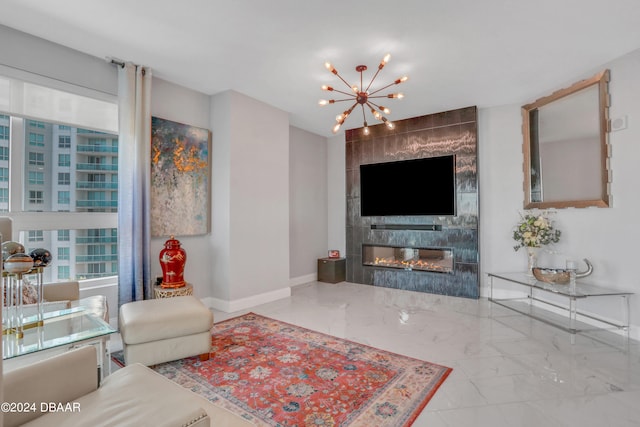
[[479, 48, 640, 339], [327, 133, 346, 256], [209, 91, 232, 302], [149, 77, 212, 299], [210, 90, 291, 310], [289, 126, 328, 283]]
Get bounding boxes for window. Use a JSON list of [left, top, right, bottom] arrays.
[[57, 265, 70, 280], [0, 76, 118, 283], [0, 188, 8, 211], [28, 171, 44, 185], [57, 191, 70, 204], [28, 230, 44, 242], [58, 172, 70, 185], [29, 132, 45, 147], [88, 228, 106, 239], [58, 154, 70, 167], [28, 152, 44, 166], [28, 190, 44, 204], [88, 138, 107, 146], [88, 263, 106, 275], [88, 191, 105, 201], [59, 135, 71, 148], [58, 247, 70, 260], [28, 120, 45, 129]]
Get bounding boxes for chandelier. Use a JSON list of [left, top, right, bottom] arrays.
[[319, 53, 408, 135]]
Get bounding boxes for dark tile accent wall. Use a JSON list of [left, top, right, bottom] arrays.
[[345, 106, 479, 298]]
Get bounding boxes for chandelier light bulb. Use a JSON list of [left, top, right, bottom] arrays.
[[380, 106, 391, 114], [325, 62, 337, 74], [363, 122, 370, 135], [321, 85, 333, 91], [318, 99, 330, 106], [332, 123, 341, 133], [382, 117, 395, 129], [379, 53, 391, 69], [336, 114, 345, 122], [397, 76, 409, 84]]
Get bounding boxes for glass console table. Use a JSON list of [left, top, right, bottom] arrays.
[[2, 306, 116, 380], [488, 272, 633, 344]]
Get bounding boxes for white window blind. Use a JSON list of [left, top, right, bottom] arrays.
[[0, 75, 118, 134]]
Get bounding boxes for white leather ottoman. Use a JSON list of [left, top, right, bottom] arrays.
[[119, 295, 213, 366]]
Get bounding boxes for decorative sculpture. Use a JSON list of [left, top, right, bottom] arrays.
[[159, 236, 187, 288]]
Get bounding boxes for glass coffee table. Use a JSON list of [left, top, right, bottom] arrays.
[[2, 306, 116, 380], [488, 272, 633, 346]]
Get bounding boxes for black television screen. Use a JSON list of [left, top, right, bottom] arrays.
[[359, 155, 456, 216]]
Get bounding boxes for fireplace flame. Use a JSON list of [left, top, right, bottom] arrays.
[[368, 256, 452, 272]]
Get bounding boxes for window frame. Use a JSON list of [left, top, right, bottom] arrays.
[[2, 106, 118, 287]]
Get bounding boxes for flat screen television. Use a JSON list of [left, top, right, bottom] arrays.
[[359, 155, 456, 216]]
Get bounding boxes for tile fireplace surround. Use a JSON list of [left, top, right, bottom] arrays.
[[345, 106, 479, 298]]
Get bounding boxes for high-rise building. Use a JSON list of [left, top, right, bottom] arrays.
[[9, 117, 118, 282]]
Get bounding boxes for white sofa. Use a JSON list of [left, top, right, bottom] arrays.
[[2, 346, 254, 427]]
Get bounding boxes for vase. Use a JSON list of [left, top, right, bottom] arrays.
[[525, 247, 539, 276], [159, 235, 187, 288]]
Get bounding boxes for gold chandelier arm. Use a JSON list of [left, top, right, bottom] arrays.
[[364, 68, 382, 93], [369, 77, 407, 96], [332, 71, 355, 92], [329, 98, 356, 104], [367, 94, 399, 100], [368, 82, 396, 96], [364, 53, 390, 93], [367, 99, 389, 114], [365, 101, 384, 121], [344, 102, 357, 116], [331, 88, 358, 97]]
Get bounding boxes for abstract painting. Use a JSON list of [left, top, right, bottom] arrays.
[[150, 117, 211, 237]]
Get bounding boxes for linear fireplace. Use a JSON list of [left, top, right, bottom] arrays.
[[345, 106, 479, 298], [362, 245, 454, 273]]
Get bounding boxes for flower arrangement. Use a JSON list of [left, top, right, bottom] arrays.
[[512, 211, 561, 251]]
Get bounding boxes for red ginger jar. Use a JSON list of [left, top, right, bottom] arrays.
[[159, 235, 186, 288]]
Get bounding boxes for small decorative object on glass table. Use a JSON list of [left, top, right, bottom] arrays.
[[512, 211, 561, 275], [532, 259, 593, 285], [2, 242, 53, 338]]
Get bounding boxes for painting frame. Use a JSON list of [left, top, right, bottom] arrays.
[[150, 116, 211, 237]]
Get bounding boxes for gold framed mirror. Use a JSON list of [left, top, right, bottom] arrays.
[[522, 70, 611, 209]]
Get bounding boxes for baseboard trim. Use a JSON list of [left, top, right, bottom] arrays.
[[289, 273, 317, 287], [203, 287, 292, 313]]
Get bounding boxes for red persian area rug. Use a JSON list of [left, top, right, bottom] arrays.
[[150, 313, 452, 426]]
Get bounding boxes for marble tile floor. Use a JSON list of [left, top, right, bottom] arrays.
[[111, 281, 640, 426]]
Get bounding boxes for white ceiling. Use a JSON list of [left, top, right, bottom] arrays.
[[2, 0, 640, 137]]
